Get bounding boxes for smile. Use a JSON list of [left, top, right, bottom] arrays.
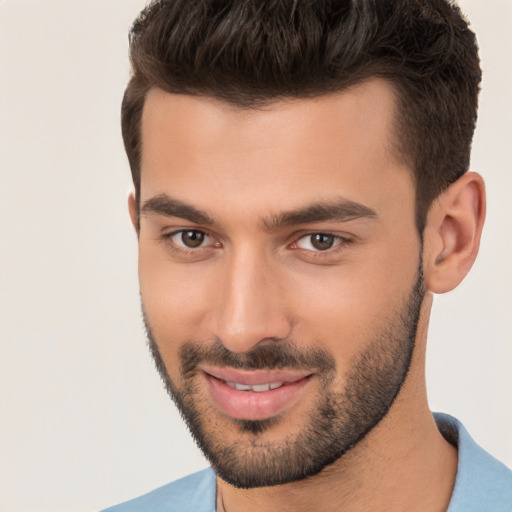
[[199, 366, 313, 421]]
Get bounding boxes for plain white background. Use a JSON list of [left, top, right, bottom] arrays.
[[0, 1, 510, 511]]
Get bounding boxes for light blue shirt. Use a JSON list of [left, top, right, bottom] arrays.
[[100, 413, 512, 512]]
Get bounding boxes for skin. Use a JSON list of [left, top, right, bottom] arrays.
[[130, 80, 486, 512]]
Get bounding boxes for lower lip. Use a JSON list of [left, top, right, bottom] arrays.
[[203, 373, 312, 421]]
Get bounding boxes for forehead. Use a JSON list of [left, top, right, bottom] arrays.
[[139, 80, 413, 221], [141, 80, 399, 158]]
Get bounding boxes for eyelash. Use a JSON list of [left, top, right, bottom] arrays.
[[161, 229, 352, 258]]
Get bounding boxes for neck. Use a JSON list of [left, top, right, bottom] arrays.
[[216, 294, 458, 512]]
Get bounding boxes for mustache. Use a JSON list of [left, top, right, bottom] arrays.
[[178, 339, 336, 378]]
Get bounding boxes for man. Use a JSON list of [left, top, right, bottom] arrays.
[[102, 0, 512, 510]]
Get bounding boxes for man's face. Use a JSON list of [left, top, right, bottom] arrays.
[[136, 81, 424, 488]]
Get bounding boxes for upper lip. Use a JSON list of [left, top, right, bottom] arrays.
[[200, 366, 313, 386]]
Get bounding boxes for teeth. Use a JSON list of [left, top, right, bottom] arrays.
[[252, 384, 270, 392], [234, 383, 252, 391], [226, 381, 284, 392]]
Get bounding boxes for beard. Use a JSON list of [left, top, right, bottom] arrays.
[[143, 265, 425, 489]]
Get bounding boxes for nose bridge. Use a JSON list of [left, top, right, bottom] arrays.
[[214, 244, 290, 352]]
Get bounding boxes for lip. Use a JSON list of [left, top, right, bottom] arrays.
[[200, 366, 313, 421], [201, 366, 312, 386]]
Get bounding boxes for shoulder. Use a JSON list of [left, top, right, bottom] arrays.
[[434, 413, 512, 512], [99, 468, 216, 512]]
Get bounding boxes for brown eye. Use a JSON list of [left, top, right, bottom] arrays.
[[310, 234, 334, 250], [172, 230, 207, 248], [296, 233, 342, 251]]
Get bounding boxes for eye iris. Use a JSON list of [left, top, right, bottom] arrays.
[[181, 230, 205, 248], [311, 233, 334, 251]]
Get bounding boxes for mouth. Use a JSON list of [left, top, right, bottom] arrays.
[[199, 366, 314, 421], [225, 381, 285, 392]]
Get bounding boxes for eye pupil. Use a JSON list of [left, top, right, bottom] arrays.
[[181, 230, 205, 248], [311, 234, 334, 251]]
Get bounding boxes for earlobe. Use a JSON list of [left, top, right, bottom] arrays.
[[423, 172, 486, 294], [127, 190, 140, 234]]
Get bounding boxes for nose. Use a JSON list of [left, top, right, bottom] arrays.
[[211, 246, 292, 353]]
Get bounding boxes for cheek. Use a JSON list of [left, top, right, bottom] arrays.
[[138, 246, 216, 376], [289, 248, 420, 370], [139, 240, 212, 318]]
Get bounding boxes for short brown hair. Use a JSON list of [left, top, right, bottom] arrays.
[[122, 0, 481, 232]]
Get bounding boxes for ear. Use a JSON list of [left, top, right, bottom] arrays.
[[423, 172, 486, 294], [127, 190, 139, 234]]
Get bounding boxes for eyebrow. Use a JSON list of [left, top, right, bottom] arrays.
[[141, 194, 214, 225], [140, 193, 378, 229], [262, 199, 378, 230]]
